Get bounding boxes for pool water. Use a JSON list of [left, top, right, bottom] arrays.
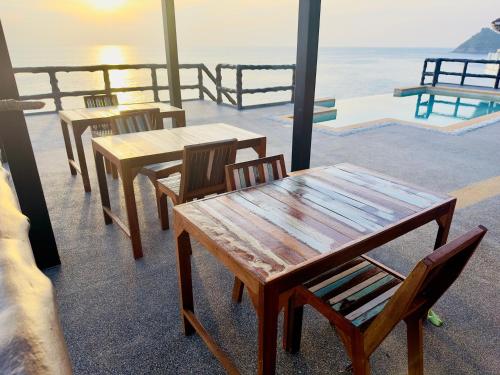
[[319, 93, 500, 128]]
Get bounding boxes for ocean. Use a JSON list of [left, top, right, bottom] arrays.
[[9, 44, 487, 110]]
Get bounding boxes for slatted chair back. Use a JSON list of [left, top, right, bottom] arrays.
[[111, 108, 162, 135], [225, 154, 287, 192], [84, 94, 119, 108], [179, 139, 238, 203], [83, 94, 119, 137], [364, 226, 487, 353]]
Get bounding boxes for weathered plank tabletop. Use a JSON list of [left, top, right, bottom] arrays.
[[173, 163, 456, 374], [92, 123, 267, 259], [59, 102, 186, 192]]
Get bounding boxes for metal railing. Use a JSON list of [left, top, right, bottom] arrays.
[[215, 64, 296, 109], [420, 58, 500, 89], [13, 63, 296, 112]]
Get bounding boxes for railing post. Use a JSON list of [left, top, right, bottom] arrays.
[[48, 70, 62, 111], [198, 65, 204, 100], [495, 63, 500, 89], [236, 65, 243, 110], [216, 64, 222, 104], [460, 61, 468, 86], [420, 60, 428, 85], [432, 59, 441, 87], [291, 66, 296, 102], [151, 67, 160, 102], [103, 68, 111, 96]]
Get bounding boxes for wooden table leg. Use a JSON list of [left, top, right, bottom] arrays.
[[94, 150, 112, 225], [253, 139, 267, 158], [72, 125, 91, 192], [174, 111, 186, 127], [257, 285, 280, 375], [121, 165, 143, 259], [60, 120, 76, 176], [434, 200, 456, 249], [283, 293, 304, 354], [175, 229, 195, 335]]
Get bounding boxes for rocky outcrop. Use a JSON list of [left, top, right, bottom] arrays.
[[454, 28, 500, 54]]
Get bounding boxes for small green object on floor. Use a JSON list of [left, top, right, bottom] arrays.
[[427, 309, 443, 327]]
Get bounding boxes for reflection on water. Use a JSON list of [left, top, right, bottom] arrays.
[[415, 94, 500, 121], [96, 45, 133, 103]]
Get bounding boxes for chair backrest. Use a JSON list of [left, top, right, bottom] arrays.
[[111, 108, 162, 134], [179, 139, 238, 203], [365, 226, 487, 352], [225, 154, 287, 192], [84, 94, 119, 108], [83, 94, 119, 137]]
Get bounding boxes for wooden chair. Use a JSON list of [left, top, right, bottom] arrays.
[[83, 94, 118, 137], [283, 226, 487, 375], [110, 108, 162, 134], [225, 154, 287, 192], [224, 154, 287, 302], [83, 95, 119, 174], [157, 139, 238, 229]]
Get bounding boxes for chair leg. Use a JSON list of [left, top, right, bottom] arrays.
[[282, 294, 304, 353], [231, 277, 245, 303], [406, 316, 424, 375], [158, 191, 169, 230]]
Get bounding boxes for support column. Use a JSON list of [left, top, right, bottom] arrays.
[[291, 0, 321, 171], [161, 0, 182, 121], [0, 21, 60, 269]]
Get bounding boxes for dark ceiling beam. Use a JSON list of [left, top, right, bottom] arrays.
[[0, 20, 60, 269], [291, 0, 321, 171], [161, 0, 182, 127]]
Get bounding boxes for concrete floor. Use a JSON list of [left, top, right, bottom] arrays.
[[23, 100, 500, 374]]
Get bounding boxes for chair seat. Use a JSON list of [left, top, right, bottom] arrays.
[[303, 256, 403, 329], [141, 161, 182, 179], [158, 173, 181, 203]]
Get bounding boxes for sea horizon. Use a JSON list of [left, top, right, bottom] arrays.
[[11, 44, 487, 110]]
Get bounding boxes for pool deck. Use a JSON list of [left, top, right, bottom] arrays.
[[394, 83, 500, 101], [21, 99, 500, 374]]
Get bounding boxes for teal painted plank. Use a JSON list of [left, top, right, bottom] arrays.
[[338, 164, 443, 204], [294, 174, 398, 221], [331, 275, 395, 311], [314, 264, 374, 298], [323, 168, 434, 209], [352, 301, 388, 327], [277, 178, 385, 232], [265, 183, 370, 235], [228, 192, 336, 253]]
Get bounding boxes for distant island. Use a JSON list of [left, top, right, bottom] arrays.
[[454, 28, 500, 54]]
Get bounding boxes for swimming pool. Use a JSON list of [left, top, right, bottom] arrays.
[[317, 93, 500, 129]]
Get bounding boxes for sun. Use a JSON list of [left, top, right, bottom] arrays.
[[86, 0, 127, 11]]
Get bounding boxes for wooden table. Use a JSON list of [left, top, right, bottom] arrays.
[[92, 123, 266, 259], [173, 164, 456, 374], [59, 102, 186, 192]]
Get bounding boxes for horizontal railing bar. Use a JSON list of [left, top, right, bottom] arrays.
[[424, 58, 500, 64], [217, 64, 295, 70], [242, 85, 294, 94], [18, 84, 200, 101], [13, 63, 203, 73], [438, 71, 497, 79]]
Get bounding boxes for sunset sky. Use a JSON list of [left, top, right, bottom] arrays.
[[1, 0, 498, 50]]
